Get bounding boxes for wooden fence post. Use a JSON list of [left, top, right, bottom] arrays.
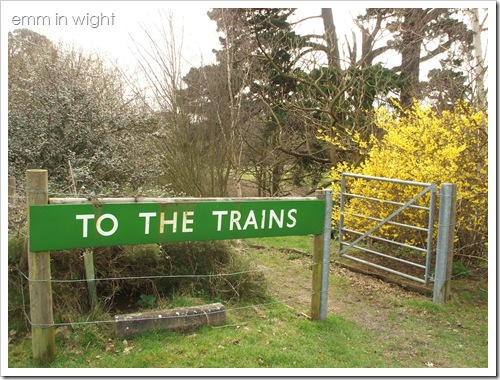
[[26, 169, 55, 364], [83, 249, 98, 308], [9, 177, 16, 198]]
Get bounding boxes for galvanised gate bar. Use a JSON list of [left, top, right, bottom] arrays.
[[338, 173, 437, 285]]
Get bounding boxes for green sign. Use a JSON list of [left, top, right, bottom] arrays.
[[29, 200, 325, 252]]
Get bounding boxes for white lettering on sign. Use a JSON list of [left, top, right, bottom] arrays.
[[96, 214, 118, 236], [74, 207, 299, 240], [76, 214, 95, 237], [269, 209, 284, 228], [76, 213, 118, 237], [160, 212, 177, 233], [159, 212, 195, 234], [230, 210, 242, 231], [211, 208, 298, 232], [139, 212, 157, 234], [182, 211, 194, 233], [287, 209, 297, 228], [242, 210, 258, 230], [212, 210, 228, 232]]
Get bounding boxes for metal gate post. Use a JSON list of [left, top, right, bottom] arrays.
[[311, 190, 333, 320], [320, 190, 333, 319], [316, 190, 332, 320], [433, 183, 458, 304], [338, 174, 346, 256]]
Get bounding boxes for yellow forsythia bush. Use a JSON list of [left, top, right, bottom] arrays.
[[330, 101, 488, 260]]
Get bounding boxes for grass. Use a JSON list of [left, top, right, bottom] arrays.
[[7, 236, 490, 373], [248, 235, 314, 252], [8, 306, 381, 369]]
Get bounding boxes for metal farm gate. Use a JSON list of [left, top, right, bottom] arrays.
[[338, 173, 437, 285]]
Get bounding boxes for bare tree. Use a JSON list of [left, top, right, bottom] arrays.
[[208, 9, 259, 197], [470, 8, 488, 110], [131, 10, 237, 197]]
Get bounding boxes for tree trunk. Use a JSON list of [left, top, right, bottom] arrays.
[[399, 9, 425, 108], [470, 8, 487, 110], [322, 8, 341, 166], [321, 8, 341, 69]]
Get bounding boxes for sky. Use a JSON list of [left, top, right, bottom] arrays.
[[1, 2, 491, 91], [0, 1, 372, 119], [2, 2, 222, 74], [1, 2, 367, 76]]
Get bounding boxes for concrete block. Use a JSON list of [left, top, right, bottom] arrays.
[[114, 303, 226, 338]]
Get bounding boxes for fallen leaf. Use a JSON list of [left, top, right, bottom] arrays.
[[55, 326, 71, 339], [425, 362, 434, 367], [105, 339, 115, 352], [8, 330, 16, 344]]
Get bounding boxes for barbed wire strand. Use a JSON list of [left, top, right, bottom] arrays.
[[13, 256, 485, 329], [15, 261, 317, 284], [14, 257, 319, 328], [23, 293, 313, 328], [19, 292, 319, 329], [18, 264, 487, 329]]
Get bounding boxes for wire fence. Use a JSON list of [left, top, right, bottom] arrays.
[[12, 260, 320, 329], [11, 256, 485, 330], [8, 179, 483, 333], [9, 182, 320, 331]]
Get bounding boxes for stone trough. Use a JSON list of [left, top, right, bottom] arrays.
[[114, 303, 226, 338]]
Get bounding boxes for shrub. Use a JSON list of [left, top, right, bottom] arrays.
[[330, 101, 488, 263], [8, 240, 268, 326], [158, 241, 267, 303]]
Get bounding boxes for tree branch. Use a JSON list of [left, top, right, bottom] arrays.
[[277, 147, 331, 164]]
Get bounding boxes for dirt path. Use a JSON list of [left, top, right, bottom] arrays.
[[260, 250, 426, 322], [258, 248, 488, 368]]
